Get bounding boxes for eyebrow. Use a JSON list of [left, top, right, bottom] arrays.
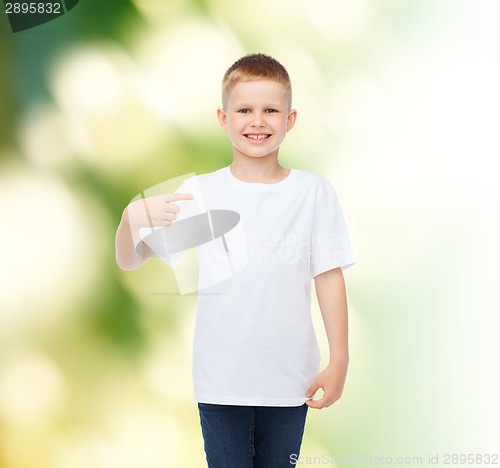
[[233, 102, 283, 108]]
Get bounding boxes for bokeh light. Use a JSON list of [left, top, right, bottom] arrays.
[[0, 164, 104, 338], [0, 351, 67, 427], [49, 43, 170, 171]]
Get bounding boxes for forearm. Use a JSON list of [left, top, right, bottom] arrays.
[[115, 207, 153, 270], [306, 267, 349, 408], [314, 267, 349, 365]]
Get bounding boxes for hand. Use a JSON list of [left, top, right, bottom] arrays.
[[305, 360, 348, 410], [126, 193, 194, 229]]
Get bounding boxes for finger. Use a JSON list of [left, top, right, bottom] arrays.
[[162, 193, 195, 203], [306, 381, 320, 398], [166, 204, 181, 214], [305, 398, 324, 410], [307, 394, 329, 410], [161, 212, 177, 221]]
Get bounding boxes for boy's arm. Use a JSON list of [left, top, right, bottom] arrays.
[[115, 206, 155, 271], [306, 267, 349, 409]]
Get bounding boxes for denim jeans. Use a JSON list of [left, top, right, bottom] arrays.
[[197, 402, 308, 468]]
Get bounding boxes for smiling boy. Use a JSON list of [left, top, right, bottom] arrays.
[[217, 77, 295, 183], [116, 53, 355, 467]]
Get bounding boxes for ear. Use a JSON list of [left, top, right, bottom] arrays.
[[217, 107, 228, 131], [286, 108, 297, 132]]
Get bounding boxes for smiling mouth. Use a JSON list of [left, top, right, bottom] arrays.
[[244, 134, 272, 142]]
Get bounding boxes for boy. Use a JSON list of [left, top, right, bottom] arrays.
[[115, 53, 354, 467]]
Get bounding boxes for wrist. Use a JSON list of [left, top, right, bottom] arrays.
[[328, 353, 349, 368]]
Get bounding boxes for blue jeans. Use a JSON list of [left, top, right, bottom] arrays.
[[197, 402, 308, 468]]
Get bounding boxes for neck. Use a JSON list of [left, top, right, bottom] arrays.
[[230, 156, 289, 183]]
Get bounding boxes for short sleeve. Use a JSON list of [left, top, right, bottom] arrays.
[[310, 185, 355, 278]]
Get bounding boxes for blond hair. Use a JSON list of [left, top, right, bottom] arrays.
[[222, 53, 292, 108]]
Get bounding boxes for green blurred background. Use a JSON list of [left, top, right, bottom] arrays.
[[1, 1, 499, 467]]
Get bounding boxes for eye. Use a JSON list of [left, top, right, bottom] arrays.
[[238, 109, 250, 114], [265, 108, 278, 113]]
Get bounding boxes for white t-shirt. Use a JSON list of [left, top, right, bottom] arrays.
[[140, 165, 355, 406]]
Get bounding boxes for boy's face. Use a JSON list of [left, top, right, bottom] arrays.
[[217, 80, 297, 162]]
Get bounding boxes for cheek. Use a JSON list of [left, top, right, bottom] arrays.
[[279, 120, 290, 132], [231, 118, 248, 131]]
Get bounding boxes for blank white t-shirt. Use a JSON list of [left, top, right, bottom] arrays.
[[142, 165, 355, 406]]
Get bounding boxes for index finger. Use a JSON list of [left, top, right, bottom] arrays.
[[162, 193, 195, 202], [306, 398, 324, 410], [306, 394, 331, 410]]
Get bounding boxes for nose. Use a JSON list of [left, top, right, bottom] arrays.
[[250, 112, 265, 127]]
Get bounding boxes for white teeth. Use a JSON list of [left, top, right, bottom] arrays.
[[246, 134, 269, 140]]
